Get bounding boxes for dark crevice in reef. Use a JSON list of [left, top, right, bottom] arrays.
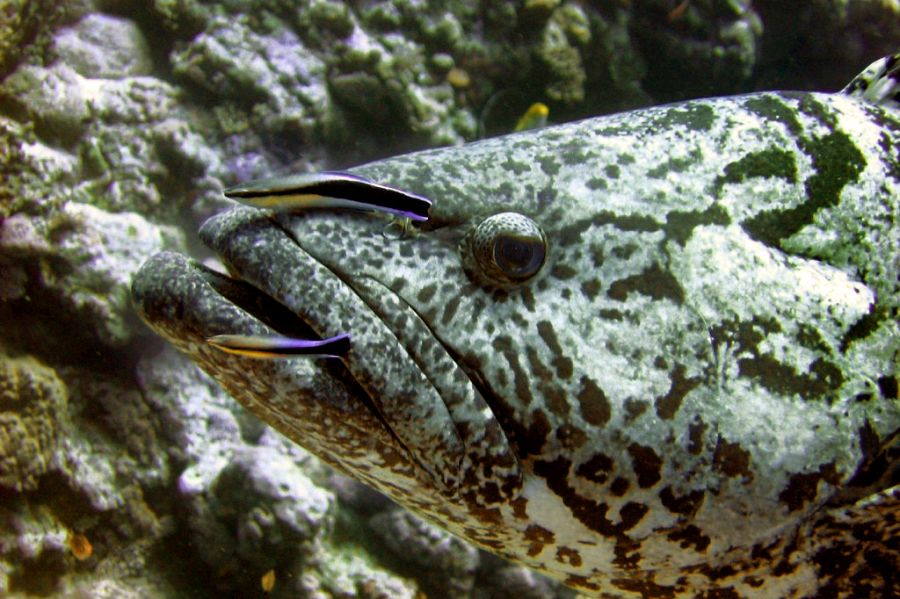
[[7, 551, 67, 596], [0, 289, 149, 377]]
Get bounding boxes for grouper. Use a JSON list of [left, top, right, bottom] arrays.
[[132, 53, 900, 596]]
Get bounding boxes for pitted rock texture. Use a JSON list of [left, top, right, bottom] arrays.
[[0, 353, 68, 492]]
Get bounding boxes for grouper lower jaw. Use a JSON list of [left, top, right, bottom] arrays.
[[132, 61, 900, 597]]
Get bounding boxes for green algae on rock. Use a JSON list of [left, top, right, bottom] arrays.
[[0, 353, 68, 492]]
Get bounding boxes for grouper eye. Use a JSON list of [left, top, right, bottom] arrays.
[[494, 235, 544, 277], [469, 212, 547, 285]]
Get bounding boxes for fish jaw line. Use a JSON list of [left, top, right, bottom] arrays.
[[276, 210, 526, 508]]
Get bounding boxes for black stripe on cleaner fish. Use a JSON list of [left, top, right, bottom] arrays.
[[223, 170, 432, 222]]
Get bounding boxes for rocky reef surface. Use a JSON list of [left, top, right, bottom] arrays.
[[0, 1, 897, 597]]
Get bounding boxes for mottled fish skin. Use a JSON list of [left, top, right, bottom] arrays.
[[133, 72, 900, 596]]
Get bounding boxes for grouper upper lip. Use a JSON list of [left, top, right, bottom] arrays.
[[188, 206, 523, 503]]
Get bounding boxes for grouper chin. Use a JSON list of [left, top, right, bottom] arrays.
[[132, 54, 900, 597]]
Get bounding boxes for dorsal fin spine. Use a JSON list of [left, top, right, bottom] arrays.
[[841, 52, 900, 109]]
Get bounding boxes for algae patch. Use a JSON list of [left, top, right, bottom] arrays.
[[742, 132, 865, 247], [715, 148, 798, 194], [0, 354, 68, 492]]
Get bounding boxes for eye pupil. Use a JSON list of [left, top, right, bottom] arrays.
[[494, 237, 541, 277]]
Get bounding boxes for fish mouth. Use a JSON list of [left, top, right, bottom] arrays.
[[133, 207, 522, 504], [131, 250, 403, 471]]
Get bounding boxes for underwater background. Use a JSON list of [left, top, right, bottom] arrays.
[[0, 1, 897, 597]]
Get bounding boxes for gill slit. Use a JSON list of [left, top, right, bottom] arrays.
[[356, 274, 519, 460]]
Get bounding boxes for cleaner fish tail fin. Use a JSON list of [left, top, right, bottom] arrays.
[[842, 52, 899, 109]]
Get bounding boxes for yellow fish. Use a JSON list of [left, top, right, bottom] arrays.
[[513, 102, 549, 132]]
